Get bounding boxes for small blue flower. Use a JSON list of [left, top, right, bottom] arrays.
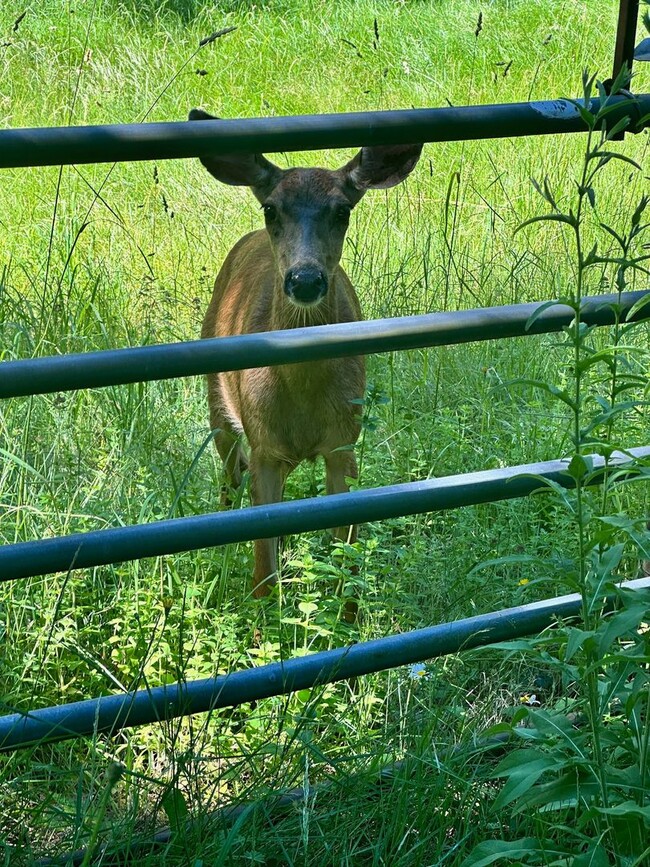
[[409, 663, 428, 681]]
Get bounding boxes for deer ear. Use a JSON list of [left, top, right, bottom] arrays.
[[341, 144, 423, 201], [188, 108, 284, 201]]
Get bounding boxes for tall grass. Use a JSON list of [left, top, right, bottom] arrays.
[[1, 0, 649, 863]]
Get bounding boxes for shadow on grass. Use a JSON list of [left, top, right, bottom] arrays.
[[108, 0, 257, 23]]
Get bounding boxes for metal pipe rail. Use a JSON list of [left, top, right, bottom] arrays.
[[1, 94, 649, 169], [2, 449, 649, 582], [1, 292, 648, 399], [2, 576, 649, 751]]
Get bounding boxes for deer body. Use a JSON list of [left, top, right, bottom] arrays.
[[202, 228, 364, 468], [191, 109, 422, 608]]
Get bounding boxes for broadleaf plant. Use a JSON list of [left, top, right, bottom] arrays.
[[464, 67, 650, 866]]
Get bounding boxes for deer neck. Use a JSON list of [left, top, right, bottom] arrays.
[[267, 275, 342, 391]]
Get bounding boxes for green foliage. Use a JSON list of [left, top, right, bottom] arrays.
[[1, 1, 650, 865], [463, 70, 650, 867]]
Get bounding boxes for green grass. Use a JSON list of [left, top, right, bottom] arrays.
[[1, 0, 650, 863]]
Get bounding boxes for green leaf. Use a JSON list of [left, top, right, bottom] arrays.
[[596, 79, 608, 106], [542, 176, 558, 209], [567, 454, 590, 482], [631, 195, 649, 227], [508, 472, 577, 511], [492, 749, 561, 810], [568, 96, 597, 128], [572, 844, 610, 867], [576, 345, 638, 374], [582, 70, 597, 102], [595, 542, 625, 596], [595, 801, 650, 820], [604, 114, 631, 141], [492, 748, 556, 777], [474, 639, 547, 653], [468, 553, 548, 577], [161, 787, 189, 834], [525, 708, 579, 742], [506, 472, 577, 511], [505, 378, 576, 409], [608, 62, 633, 95], [600, 517, 650, 559], [524, 299, 563, 331], [600, 222, 626, 247], [531, 176, 557, 209], [595, 150, 642, 171], [594, 542, 625, 579], [597, 603, 649, 656], [213, 803, 257, 866], [624, 291, 650, 322], [480, 721, 516, 739], [596, 97, 636, 121], [461, 838, 544, 867], [565, 627, 595, 662], [514, 213, 578, 234], [0, 448, 45, 480], [582, 242, 598, 266], [519, 773, 599, 813]]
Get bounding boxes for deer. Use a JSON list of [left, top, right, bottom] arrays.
[[189, 108, 423, 617]]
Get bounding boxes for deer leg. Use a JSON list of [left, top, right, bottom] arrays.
[[325, 449, 358, 542], [215, 434, 248, 508], [249, 455, 289, 598], [207, 377, 248, 506], [641, 520, 650, 576], [325, 450, 359, 621]]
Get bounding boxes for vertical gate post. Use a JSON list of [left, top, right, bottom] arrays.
[[613, 0, 641, 85]]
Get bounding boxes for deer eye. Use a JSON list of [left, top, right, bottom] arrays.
[[263, 203, 277, 222], [334, 205, 351, 223]]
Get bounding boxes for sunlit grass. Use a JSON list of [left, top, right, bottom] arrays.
[[1, 0, 649, 863]]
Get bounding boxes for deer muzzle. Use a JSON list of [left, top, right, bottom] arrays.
[[284, 266, 328, 306]]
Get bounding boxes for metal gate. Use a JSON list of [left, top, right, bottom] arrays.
[[1, 0, 649, 753]]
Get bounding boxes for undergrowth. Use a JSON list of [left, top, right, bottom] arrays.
[[0, 1, 649, 864], [464, 71, 650, 866]]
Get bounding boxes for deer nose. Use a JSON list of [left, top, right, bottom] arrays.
[[284, 267, 328, 305]]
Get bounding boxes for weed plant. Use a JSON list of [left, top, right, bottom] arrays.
[[0, 1, 650, 864], [464, 71, 650, 866]]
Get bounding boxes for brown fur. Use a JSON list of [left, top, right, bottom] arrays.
[[191, 108, 422, 616], [201, 228, 364, 610]]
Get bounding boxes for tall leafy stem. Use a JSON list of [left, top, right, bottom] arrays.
[[464, 68, 650, 867]]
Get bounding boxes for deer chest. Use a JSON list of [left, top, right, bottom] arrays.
[[235, 361, 363, 462]]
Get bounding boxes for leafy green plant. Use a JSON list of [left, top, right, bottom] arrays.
[[463, 69, 650, 866]]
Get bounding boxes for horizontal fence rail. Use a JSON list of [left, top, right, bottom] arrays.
[[1, 95, 649, 169], [2, 449, 649, 582], [2, 576, 649, 751], [2, 53, 650, 764], [1, 292, 648, 399]]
